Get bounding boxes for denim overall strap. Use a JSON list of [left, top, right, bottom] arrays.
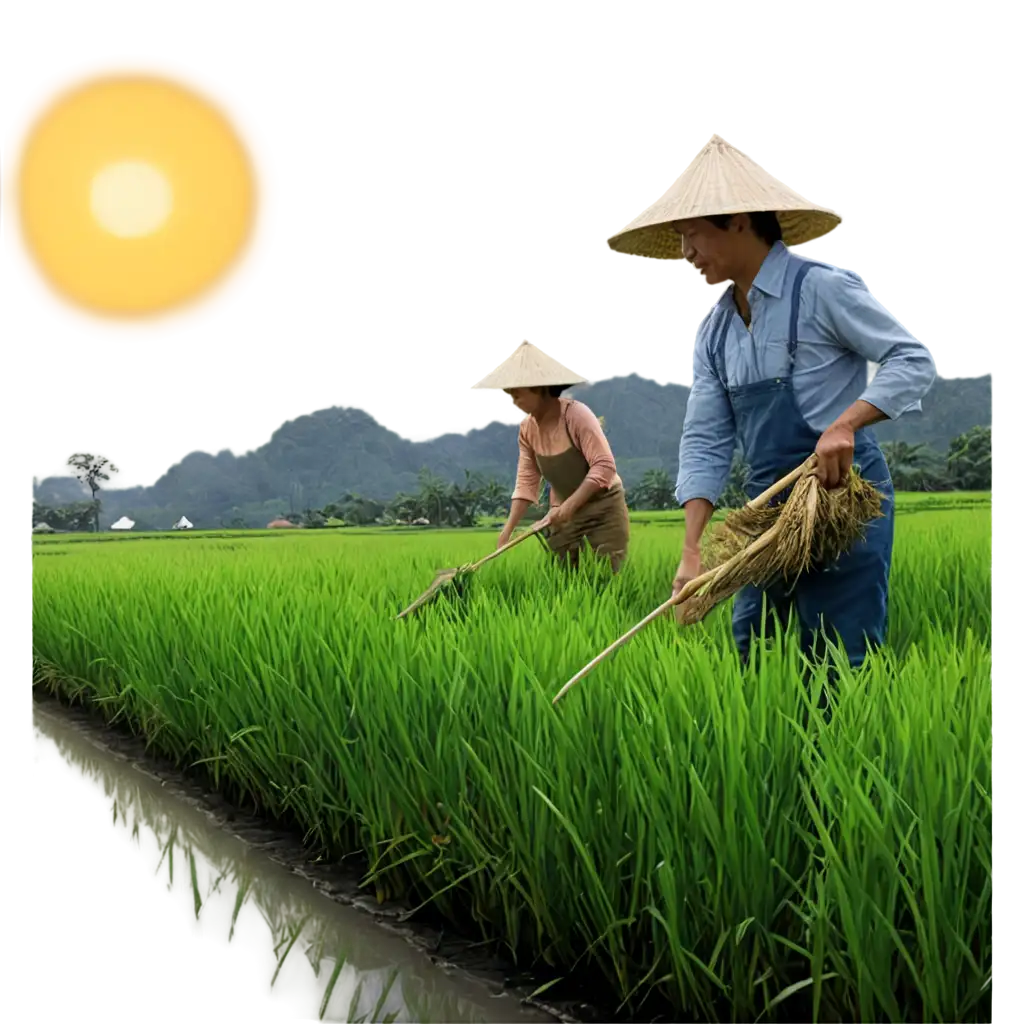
[[708, 258, 829, 390], [717, 257, 897, 669], [723, 259, 831, 497], [707, 306, 732, 389], [787, 260, 830, 370]]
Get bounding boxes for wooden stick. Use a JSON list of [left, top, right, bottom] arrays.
[[395, 517, 550, 620], [550, 457, 819, 706], [550, 519, 790, 706], [550, 564, 722, 705], [746, 454, 817, 511], [466, 517, 550, 572]]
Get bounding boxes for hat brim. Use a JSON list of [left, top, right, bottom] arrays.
[[471, 371, 588, 390], [608, 207, 842, 259]]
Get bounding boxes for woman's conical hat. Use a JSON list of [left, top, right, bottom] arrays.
[[607, 134, 841, 259], [471, 341, 588, 389]]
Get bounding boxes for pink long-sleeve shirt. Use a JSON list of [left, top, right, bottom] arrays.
[[511, 399, 621, 506]]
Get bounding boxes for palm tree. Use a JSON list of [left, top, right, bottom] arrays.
[[416, 468, 448, 526], [629, 468, 676, 510], [946, 426, 991, 490], [718, 454, 752, 509], [880, 440, 948, 491]]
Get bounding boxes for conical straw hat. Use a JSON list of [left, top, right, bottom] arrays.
[[471, 341, 588, 390], [607, 134, 841, 259]]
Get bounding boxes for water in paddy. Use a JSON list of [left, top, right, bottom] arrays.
[[29, 704, 556, 1023]]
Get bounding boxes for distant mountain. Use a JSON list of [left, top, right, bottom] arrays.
[[33, 373, 991, 530]]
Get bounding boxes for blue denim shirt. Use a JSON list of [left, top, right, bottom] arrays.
[[675, 241, 937, 506]]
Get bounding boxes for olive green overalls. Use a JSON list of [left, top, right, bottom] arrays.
[[533, 412, 630, 573]]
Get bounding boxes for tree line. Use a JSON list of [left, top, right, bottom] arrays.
[[33, 454, 118, 532], [294, 469, 516, 529], [625, 426, 992, 511], [31, 426, 991, 532]]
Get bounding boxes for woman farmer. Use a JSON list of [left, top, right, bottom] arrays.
[[606, 135, 936, 668], [472, 340, 630, 573]]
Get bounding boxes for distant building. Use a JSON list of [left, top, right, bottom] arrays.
[[32, 522, 55, 534], [111, 516, 135, 531], [267, 518, 299, 529], [412, 517, 430, 526], [172, 516, 193, 530]]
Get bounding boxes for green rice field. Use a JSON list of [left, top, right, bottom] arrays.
[[31, 494, 992, 1022]]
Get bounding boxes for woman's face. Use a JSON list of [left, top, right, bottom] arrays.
[[504, 387, 547, 415]]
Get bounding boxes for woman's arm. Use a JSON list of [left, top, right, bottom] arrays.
[[557, 402, 617, 519], [498, 425, 542, 546]]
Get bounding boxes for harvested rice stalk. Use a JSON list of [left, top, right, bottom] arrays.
[[702, 471, 871, 569], [552, 456, 886, 704], [448, 566, 474, 599], [395, 518, 550, 619], [678, 467, 884, 625]]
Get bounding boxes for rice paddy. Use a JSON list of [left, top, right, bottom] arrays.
[[31, 495, 992, 1022], [32, 704, 551, 1023]]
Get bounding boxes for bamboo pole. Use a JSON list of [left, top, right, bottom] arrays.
[[550, 455, 819, 706], [395, 517, 550, 619]]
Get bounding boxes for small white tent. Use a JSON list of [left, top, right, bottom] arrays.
[[32, 522, 55, 534], [111, 516, 135, 531], [172, 516, 193, 530]]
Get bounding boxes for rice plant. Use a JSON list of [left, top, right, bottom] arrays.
[[31, 502, 992, 1022]]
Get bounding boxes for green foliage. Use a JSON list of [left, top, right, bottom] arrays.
[[302, 508, 328, 529], [34, 374, 990, 529], [878, 428, 992, 493], [32, 499, 99, 533], [879, 441, 950, 492], [319, 470, 512, 529], [33, 503, 991, 1022], [35, 417, 993, 539], [627, 468, 676, 511], [625, 458, 751, 514], [717, 453, 753, 509], [323, 495, 387, 527], [66, 453, 118, 532], [947, 426, 992, 490]]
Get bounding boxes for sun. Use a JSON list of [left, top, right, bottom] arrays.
[[15, 74, 257, 317], [90, 160, 174, 239]]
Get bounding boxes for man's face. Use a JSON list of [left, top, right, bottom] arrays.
[[673, 217, 739, 285]]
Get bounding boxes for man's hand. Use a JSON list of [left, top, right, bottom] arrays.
[[671, 548, 704, 599], [815, 423, 856, 489]]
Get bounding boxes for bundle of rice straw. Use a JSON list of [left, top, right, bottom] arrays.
[[550, 456, 886, 707], [674, 457, 885, 625]]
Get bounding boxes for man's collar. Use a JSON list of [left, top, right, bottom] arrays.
[[713, 240, 790, 310], [750, 240, 789, 298]]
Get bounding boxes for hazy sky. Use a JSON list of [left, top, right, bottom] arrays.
[[4, 8, 1019, 468]]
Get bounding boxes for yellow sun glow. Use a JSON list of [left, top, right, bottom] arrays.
[[90, 160, 174, 238], [16, 74, 256, 317]]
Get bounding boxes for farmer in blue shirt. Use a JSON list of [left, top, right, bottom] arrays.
[[608, 135, 936, 669]]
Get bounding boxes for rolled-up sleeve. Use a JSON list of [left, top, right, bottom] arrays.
[[565, 402, 617, 489], [813, 269, 936, 420], [675, 321, 737, 506], [510, 423, 542, 503]]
